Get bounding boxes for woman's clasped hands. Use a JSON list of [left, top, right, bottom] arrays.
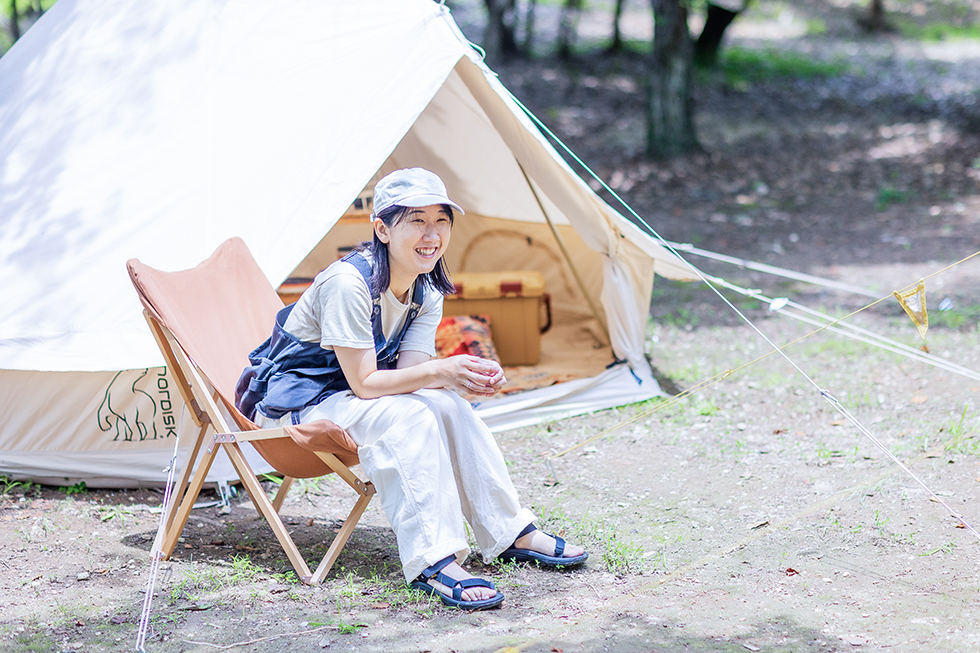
[[440, 354, 506, 397]]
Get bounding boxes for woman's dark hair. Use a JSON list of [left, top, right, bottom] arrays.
[[355, 203, 456, 298]]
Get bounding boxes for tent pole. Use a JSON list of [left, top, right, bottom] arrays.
[[516, 160, 611, 345]]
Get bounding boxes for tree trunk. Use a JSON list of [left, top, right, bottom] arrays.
[[483, 0, 505, 65], [9, 0, 20, 42], [646, 0, 698, 157], [522, 0, 538, 55], [556, 0, 582, 60], [609, 0, 626, 53], [861, 0, 888, 31], [483, 0, 518, 64], [694, 2, 740, 67]]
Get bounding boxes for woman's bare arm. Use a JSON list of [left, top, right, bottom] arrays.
[[333, 346, 505, 399]]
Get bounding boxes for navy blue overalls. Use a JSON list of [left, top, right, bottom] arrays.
[[235, 252, 424, 423]]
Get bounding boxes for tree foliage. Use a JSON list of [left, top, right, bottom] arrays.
[[1, 0, 53, 54]]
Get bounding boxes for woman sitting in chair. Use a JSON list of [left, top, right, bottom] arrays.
[[238, 167, 587, 610]]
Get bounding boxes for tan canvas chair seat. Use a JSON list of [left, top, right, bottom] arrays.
[[127, 237, 374, 584]]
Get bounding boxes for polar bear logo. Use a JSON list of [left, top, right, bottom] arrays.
[[97, 369, 158, 441]]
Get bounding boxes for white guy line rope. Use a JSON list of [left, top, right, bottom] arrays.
[[136, 404, 185, 652], [503, 89, 980, 544], [669, 241, 880, 298], [706, 275, 980, 383]]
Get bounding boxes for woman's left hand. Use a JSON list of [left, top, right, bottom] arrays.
[[447, 355, 506, 397]]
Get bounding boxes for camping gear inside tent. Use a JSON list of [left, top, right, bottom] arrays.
[[0, 0, 694, 488]]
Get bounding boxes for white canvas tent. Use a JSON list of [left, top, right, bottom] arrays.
[[0, 0, 694, 487]]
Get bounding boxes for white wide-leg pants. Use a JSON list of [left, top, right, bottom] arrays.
[[258, 389, 535, 582]]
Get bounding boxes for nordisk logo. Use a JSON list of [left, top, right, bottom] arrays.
[[97, 368, 178, 441]]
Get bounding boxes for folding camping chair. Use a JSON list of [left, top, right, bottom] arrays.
[[127, 237, 375, 584]]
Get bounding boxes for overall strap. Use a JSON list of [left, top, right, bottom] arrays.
[[340, 251, 425, 367]]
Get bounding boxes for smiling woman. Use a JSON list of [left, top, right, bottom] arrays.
[[372, 204, 455, 303], [235, 168, 588, 610]]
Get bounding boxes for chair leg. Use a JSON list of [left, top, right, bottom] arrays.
[[308, 481, 376, 584], [156, 435, 221, 559], [222, 442, 314, 583], [272, 476, 295, 513], [163, 421, 209, 535]]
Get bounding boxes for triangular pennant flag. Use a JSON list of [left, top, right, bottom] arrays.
[[894, 280, 928, 339]]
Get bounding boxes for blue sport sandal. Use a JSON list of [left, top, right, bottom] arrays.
[[410, 554, 504, 610], [498, 524, 589, 567]]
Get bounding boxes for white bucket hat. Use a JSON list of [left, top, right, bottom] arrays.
[[371, 168, 464, 220]]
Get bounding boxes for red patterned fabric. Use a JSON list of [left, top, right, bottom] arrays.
[[435, 315, 501, 364]]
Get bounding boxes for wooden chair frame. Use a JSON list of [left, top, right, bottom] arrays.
[[143, 309, 375, 585]]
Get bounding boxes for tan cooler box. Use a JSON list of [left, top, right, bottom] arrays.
[[444, 271, 551, 366]]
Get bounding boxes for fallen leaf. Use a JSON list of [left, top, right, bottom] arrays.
[[786, 568, 799, 576], [178, 603, 212, 612], [552, 647, 564, 652], [370, 602, 390, 609], [307, 518, 315, 527], [956, 523, 966, 529]]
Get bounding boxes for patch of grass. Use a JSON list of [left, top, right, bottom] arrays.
[[942, 403, 977, 454], [805, 18, 828, 35], [894, 17, 980, 42], [694, 397, 720, 416], [58, 481, 87, 496], [5, 631, 61, 652], [294, 477, 326, 495], [168, 555, 266, 604], [598, 522, 644, 575], [706, 46, 849, 91], [799, 337, 871, 359], [662, 305, 701, 329], [259, 472, 284, 486], [932, 303, 980, 331], [1, 475, 31, 496], [228, 554, 264, 583], [920, 541, 957, 556], [323, 564, 440, 617], [875, 185, 914, 211], [95, 505, 132, 523], [872, 509, 891, 536], [531, 502, 643, 575]]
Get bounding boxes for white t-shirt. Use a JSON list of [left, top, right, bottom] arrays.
[[283, 253, 442, 358]]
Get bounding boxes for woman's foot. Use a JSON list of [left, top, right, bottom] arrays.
[[410, 555, 504, 610], [498, 524, 589, 567], [424, 561, 498, 602], [514, 529, 586, 560]]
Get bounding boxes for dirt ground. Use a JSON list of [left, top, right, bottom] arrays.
[[3, 1, 980, 651]]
